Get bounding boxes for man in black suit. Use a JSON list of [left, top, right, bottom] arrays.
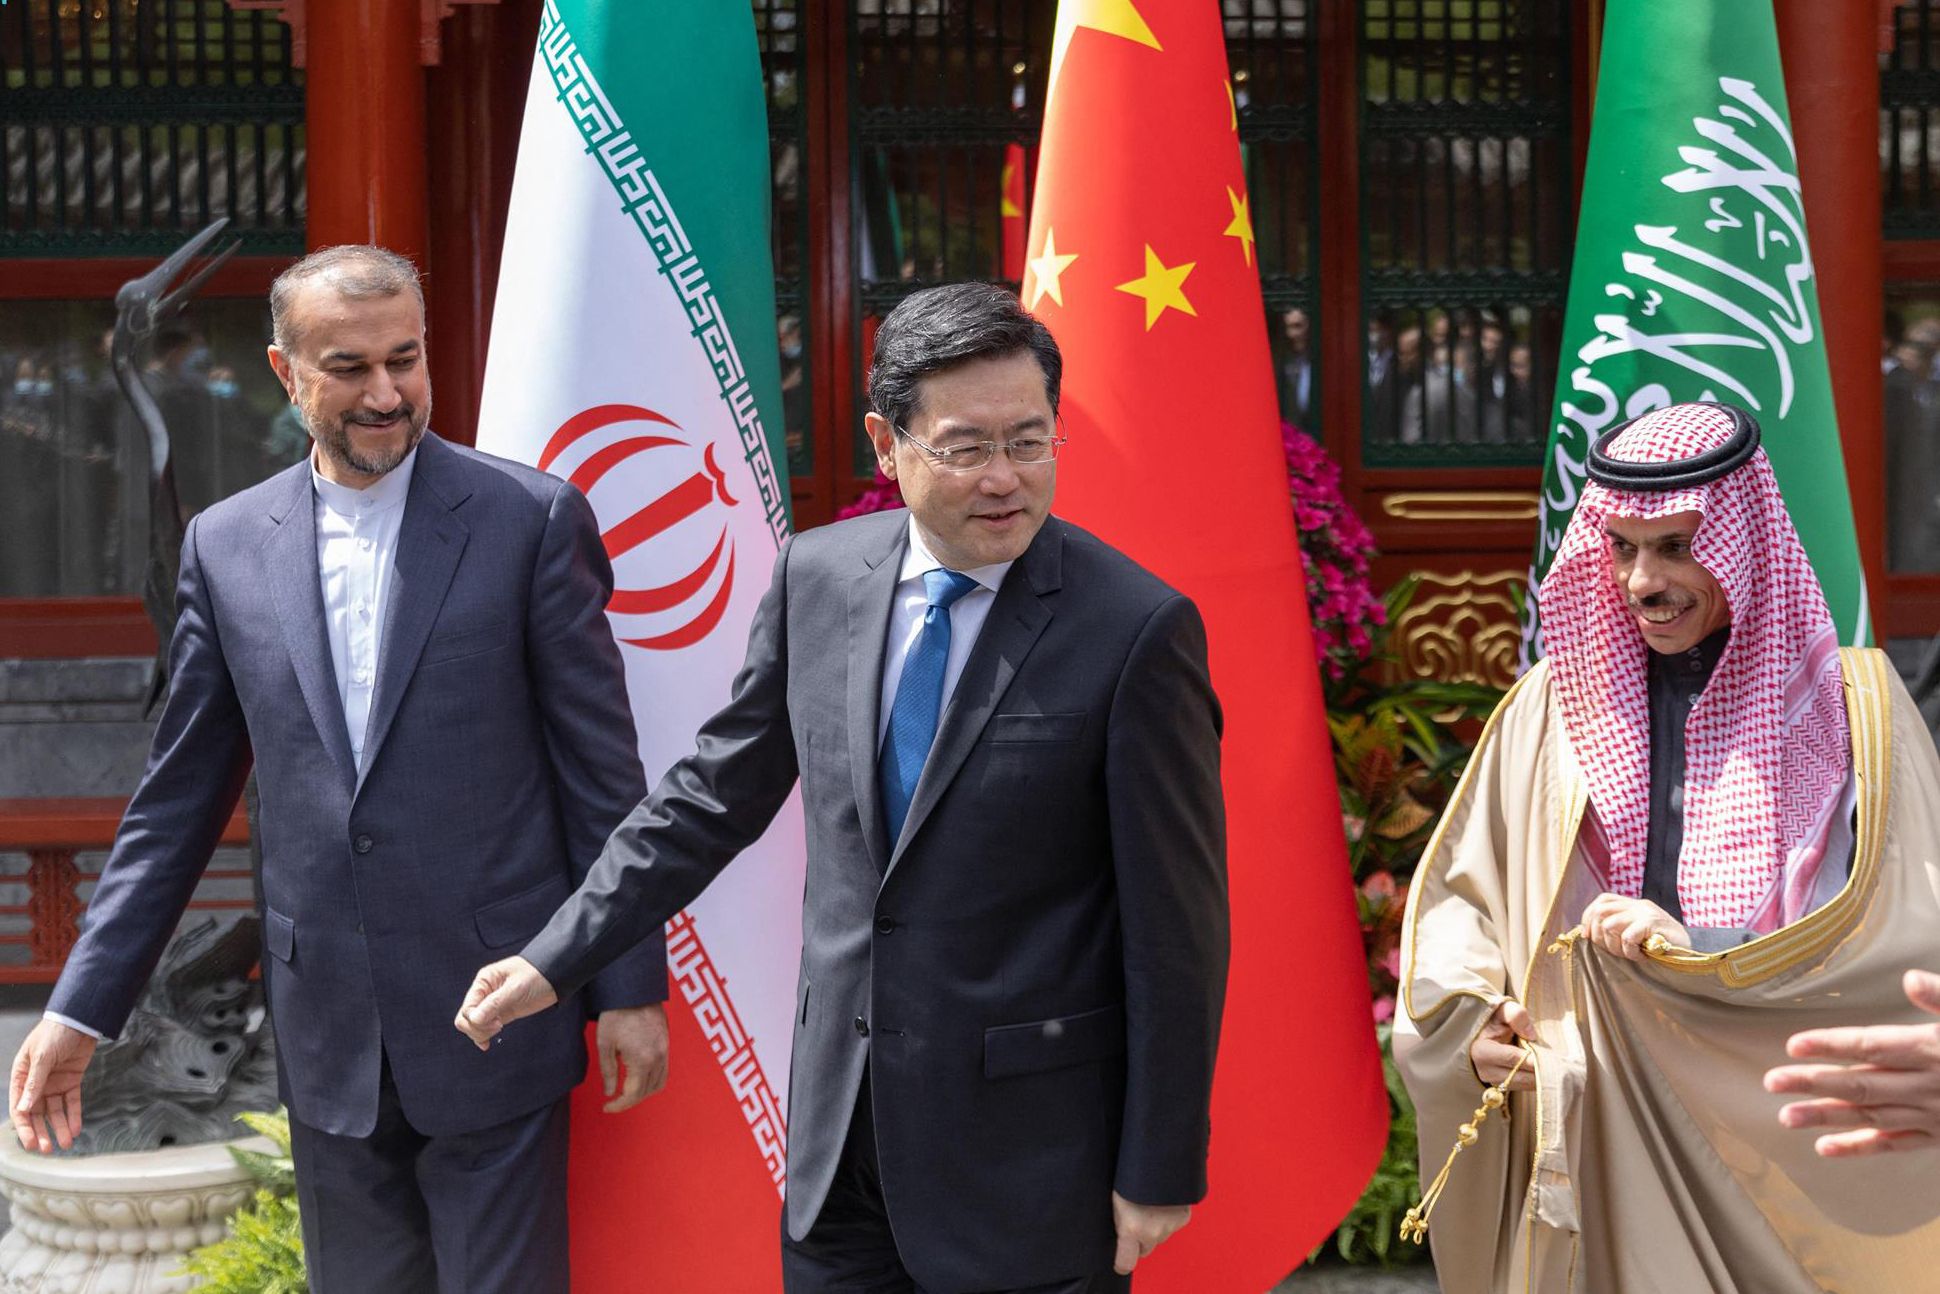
[[11, 245, 670, 1294], [457, 283, 1230, 1293]]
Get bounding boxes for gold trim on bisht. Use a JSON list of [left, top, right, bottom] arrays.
[[1640, 647, 1891, 987]]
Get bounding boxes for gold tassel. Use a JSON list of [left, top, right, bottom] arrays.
[[1399, 1043, 1532, 1245]]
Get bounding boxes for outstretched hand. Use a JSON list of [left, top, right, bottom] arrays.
[[454, 956, 559, 1050], [1765, 968, 1940, 1157], [10, 1018, 98, 1153]]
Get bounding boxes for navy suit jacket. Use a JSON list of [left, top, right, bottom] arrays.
[[524, 509, 1229, 1293], [50, 432, 666, 1137]]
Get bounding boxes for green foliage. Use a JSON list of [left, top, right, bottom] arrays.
[[177, 1109, 307, 1293], [227, 1109, 298, 1195], [1324, 1026, 1426, 1266], [1327, 576, 1503, 886], [178, 1189, 307, 1293]]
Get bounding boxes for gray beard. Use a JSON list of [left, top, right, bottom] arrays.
[[310, 401, 429, 478]]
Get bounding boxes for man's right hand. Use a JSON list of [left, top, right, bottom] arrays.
[[1470, 998, 1536, 1090], [454, 956, 559, 1050], [11, 1019, 98, 1153]]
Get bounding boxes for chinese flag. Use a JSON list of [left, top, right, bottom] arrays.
[[1001, 141, 1028, 281], [1024, 2, 1387, 1285]]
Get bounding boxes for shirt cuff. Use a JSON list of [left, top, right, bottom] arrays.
[[43, 1012, 104, 1041]]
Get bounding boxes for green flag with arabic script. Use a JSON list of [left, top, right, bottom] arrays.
[[1520, 0, 1868, 665]]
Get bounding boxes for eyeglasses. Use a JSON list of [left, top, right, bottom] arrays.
[[893, 424, 1066, 473]]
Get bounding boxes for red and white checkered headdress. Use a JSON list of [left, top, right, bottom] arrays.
[[1537, 402, 1849, 932]]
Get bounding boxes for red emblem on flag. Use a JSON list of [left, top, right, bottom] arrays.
[[539, 404, 739, 652]]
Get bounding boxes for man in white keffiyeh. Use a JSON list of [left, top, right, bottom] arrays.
[[1536, 400, 1854, 956], [1394, 402, 1940, 1292]]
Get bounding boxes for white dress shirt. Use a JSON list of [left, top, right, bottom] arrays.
[[877, 516, 1013, 747], [312, 446, 417, 770]]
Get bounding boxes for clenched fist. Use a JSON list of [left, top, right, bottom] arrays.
[[454, 956, 559, 1050]]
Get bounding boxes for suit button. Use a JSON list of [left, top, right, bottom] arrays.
[[875, 916, 895, 935], [853, 1016, 869, 1038], [352, 834, 374, 855]]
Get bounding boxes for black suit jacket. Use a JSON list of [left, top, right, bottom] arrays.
[[50, 433, 667, 1137], [524, 508, 1229, 1292]]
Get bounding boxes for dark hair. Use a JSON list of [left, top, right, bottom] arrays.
[[270, 245, 424, 352], [866, 283, 1061, 430]]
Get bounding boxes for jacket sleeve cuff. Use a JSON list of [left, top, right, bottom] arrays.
[[581, 927, 671, 1016]]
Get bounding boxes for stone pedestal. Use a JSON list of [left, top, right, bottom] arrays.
[[0, 1135, 274, 1293]]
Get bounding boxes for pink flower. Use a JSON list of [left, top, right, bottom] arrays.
[[1280, 422, 1382, 676], [1380, 946, 1402, 979], [1372, 995, 1396, 1024], [836, 470, 906, 521]]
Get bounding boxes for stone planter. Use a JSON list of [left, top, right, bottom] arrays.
[[0, 1134, 276, 1293]]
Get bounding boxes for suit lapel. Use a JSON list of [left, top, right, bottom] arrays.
[[886, 519, 1062, 878], [262, 464, 357, 789], [356, 435, 471, 793], [847, 516, 909, 875]]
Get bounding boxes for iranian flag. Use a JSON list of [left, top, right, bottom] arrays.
[[1024, 1, 1387, 1284], [476, 3, 798, 1288], [1521, 0, 1869, 662]]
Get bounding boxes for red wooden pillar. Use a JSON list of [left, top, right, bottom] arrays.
[[243, 0, 512, 438], [424, 0, 541, 445], [304, 0, 430, 261], [1775, 0, 1887, 631]]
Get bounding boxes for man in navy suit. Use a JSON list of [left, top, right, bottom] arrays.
[[10, 245, 669, 1294], [458, 284, 1231, 1293]]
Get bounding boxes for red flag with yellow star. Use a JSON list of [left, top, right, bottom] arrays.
[[1001, 142, 1028, 280], [1025, 1, 1387, 1283]]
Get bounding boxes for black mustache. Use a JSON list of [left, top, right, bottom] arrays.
[[1628, 595, 1694, 613]]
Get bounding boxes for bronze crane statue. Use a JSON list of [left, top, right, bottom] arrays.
[[110, 218, 240, 712]]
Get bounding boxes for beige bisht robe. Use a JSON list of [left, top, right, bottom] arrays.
[[1395, 647, 1940, 1293]]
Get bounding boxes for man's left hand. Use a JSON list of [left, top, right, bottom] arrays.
[[595, 1004, 670, 1114], [1579, 893, 1689, 962], [1764, 968, 1940, 1157], [1110, 1191, 1190, 1276]]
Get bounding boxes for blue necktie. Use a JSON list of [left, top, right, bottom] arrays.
[[880, 568, 978, 847]]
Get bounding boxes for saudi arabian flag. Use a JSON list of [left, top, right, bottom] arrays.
[[1520, 0, 1869, 666], [477, 3, 800, 1287]]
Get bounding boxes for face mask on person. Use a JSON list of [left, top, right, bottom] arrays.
[[207, 378, 238, 399]]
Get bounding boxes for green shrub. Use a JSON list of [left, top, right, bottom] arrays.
[[177, 1109, 307, 1292], [1324, 1025, 1425, 1265]]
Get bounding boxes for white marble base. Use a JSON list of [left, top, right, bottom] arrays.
[[0, 1134, 275, 1293]]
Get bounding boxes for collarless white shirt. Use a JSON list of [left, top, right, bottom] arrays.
[[877, 516, 1014, 747], [312, 445, 418, 770]]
